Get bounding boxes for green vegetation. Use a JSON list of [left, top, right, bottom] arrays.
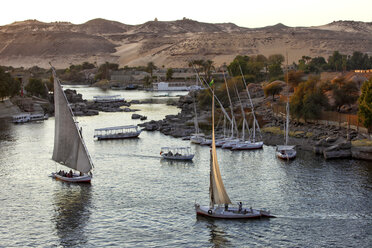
[[61, 61, 96, 83], [290, 76, 329, 121], [166, 68, 173, 81], [261, 126, 313, 138], [299, 51, 372, 73], [0, 68, 20, 99], [268, 54, 284, 80], [95, 62, 119, 81], [25, 78, 48, 98], [228, 55, 267, 82], [228, 54, 285, 82], [331, 77, 359, 112], [351, 139, 372, 147], [287, 70, 305, 87], [358, 78, 372, 132], [146, 62, 157, 78], [189, 59, 215, 83], [263, 81, 283, 100]]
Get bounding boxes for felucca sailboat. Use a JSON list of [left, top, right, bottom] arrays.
[[50, 65, 93, 183], [195, 86, 274, 219], [276, 56, 296, 160]]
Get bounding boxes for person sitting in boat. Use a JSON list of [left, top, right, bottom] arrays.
[[175, 152, 181, 156], [225, 204, 228, 211], [238, 202, 243, 212], [167, 151, 173, 156]]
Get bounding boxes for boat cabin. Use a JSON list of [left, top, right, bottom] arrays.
[[94, 125, 141, 140], [12, 113, 31, 123]]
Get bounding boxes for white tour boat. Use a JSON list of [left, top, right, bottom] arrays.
[[12, 112, 48, 123], [93, 95, 124, 103], [195, 86, 274, 219], [49, 65, 93, 183], [30, 112, 48, 121], [160, 147, 194, 160], [94, 125, 141, 140], [12, 113, 30, 123]]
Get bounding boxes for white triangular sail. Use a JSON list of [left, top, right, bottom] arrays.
[[52, 67, 93, 173], [209, 88, 231, 207]]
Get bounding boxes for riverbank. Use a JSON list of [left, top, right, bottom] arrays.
[[140, 93, 372, 161]]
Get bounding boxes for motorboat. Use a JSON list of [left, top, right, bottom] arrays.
[[160, 147, 194, 160]]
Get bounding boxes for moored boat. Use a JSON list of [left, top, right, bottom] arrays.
[[276, 55, 296, 160], [276, 145, 296, 160], [232, 141, 264, 150]]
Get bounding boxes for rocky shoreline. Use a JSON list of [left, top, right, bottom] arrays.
[[139, 94, 372, 161], [64, 89, 140, 116]]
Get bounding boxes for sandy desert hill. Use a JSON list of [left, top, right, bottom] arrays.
[[0, 18, 371, 68]]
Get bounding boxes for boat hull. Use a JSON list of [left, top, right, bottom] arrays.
[[190, 136, 205, 144], [231, 141, 264, 150], [161, 154, 194, 160], [195, 204, 275, 219], [51, 173, 91, 183], [276, 152, 296, 160], [95, 132, 141, 140]]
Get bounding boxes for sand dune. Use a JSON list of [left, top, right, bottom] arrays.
[[0, 18, 371, 68]]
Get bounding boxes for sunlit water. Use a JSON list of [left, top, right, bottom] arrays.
[[0, 88, 371, 247]]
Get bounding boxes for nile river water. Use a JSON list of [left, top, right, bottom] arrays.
[[0, 87, 371, 247]]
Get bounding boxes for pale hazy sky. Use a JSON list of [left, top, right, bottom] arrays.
[[1, 0, 371, 27]]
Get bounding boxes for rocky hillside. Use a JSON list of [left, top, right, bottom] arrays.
[[0, 18, 371, 68]]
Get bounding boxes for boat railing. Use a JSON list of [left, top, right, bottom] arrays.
[[94, 125, 139, 136]]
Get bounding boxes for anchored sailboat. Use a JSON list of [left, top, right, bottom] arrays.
[[231, 66, 263, 150], [190, 92, 206, 144], [195, 87, 274, 219], [49, 65, 93, 183], [276, 56, 296, 160]]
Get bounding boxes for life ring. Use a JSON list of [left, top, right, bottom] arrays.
[[208, 210, 213, 215]]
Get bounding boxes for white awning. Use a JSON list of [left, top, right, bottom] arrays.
[[94, 125, 138, 131]]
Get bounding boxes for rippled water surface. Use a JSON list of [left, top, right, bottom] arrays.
[[0, 88, 371, 247]]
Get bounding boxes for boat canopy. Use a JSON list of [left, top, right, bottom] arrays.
[[94, 125, 138, 131], [161, 147, 192, 154], [277, 145, 296, 150]]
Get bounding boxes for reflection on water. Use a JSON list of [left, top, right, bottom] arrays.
[[0, 119, 13, 142], [160, 158, 195, 168], [196, 217, 231, 248], [52, 184, 92, 247]]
